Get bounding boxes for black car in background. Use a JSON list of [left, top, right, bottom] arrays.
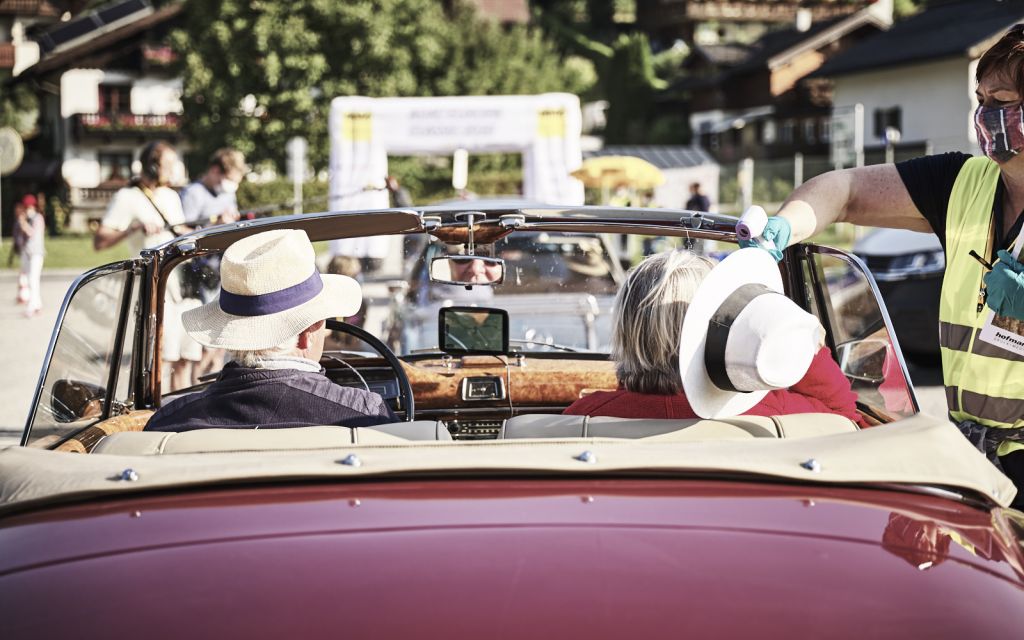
[[854, 228, 944, 365]]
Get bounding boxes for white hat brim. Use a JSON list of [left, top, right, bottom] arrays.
[[182, 274, 361, 350], [679, 248, 784, 418]]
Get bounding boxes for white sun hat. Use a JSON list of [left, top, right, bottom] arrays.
[[182, 229, 361, 350], [679, 247, 824, 419]]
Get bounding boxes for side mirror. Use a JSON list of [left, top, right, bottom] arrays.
[[836, 338, 889, 384], [50, 379, 106, 423], [439, 306, 509, 355], [430, 256, 505, 286]]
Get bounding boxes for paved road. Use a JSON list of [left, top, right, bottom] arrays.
[[0, 270, 80, 447], [0, 269, 951, 448]]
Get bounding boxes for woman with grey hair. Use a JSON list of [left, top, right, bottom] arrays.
[[563, 250, 863, 422]]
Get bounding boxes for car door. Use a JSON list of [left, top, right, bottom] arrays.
[[791, 244, 919, 421], [23, 261, 143, 448]]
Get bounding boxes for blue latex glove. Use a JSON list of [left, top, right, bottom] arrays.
[[983, 249, 1024, 319], [737, 215, 791, 262]]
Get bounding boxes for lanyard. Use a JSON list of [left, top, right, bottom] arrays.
[[978, 181, 1024, 312]]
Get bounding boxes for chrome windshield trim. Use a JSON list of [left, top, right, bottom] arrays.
[[803, 245, 921, 415], [22, 260, 140, 446]]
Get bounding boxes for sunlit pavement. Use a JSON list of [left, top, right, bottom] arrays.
[[0, 270, 79, 448], [0, 269, 951, 450]]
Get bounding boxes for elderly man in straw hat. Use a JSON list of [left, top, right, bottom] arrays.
[[146, 229, 396, 432]]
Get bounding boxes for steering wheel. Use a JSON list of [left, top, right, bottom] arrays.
[[325, 319, 415, 421]]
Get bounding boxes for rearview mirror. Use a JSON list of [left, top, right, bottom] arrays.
[[836, 338, 889, 384], [430, 256, 505, 286], [439, 306, 509, 355]]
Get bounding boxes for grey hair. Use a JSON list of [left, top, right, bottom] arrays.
[[613, 250, 715, 395], [228, 319, 326, 367], [228, 336, 299, 368]]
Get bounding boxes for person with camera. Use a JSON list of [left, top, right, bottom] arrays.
[[94, 141, 198, 391], [93, 140, 186, 254]]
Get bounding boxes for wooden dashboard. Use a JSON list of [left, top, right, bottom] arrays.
[[325, 354, 617, 435]]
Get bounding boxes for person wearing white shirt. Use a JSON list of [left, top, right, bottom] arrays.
[[93, 141, 187, 256], [16, 194, 45, 317], [94, 141, 197, 390]]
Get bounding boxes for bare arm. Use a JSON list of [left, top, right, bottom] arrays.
[[776, 164, 933, 244], [16, 216, 34, 237], [93, 223, 140, 251]]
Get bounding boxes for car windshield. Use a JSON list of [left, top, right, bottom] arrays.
[[392, 231, 626, 354]]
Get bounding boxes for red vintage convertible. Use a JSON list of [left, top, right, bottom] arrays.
[[1, 206, 1021, 638]]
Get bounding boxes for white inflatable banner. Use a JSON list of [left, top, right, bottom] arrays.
[[328, 94, 584, 258]]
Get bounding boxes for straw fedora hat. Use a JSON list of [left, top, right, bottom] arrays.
[[678, 248, 823, 418], [182, 229, 361, 350]]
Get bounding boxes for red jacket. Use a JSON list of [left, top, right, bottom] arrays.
[[564, 347, 867, 427]]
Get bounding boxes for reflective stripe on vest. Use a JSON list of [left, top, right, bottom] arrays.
[[941, 156, 1024, 455]]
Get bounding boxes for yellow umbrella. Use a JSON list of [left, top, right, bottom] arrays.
[[571, 156, 666, 190]]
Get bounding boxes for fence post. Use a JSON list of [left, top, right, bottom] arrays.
[[794, 152, 804, 187], [739, 157, 754, 212], [287, 136, 307, 214], [854, 103, 865, 168]]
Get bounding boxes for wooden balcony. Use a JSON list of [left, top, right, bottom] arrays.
[[69, 186, 122, 232], [0, 43, 14, 69], [72, 112, 182, 141], [0, 0, 62, 17]]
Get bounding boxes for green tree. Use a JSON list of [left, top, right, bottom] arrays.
[[602, 32, 665, 144], [0, 84, 39, 137], [535, 5, 669, 144], [172, 0, 589, 173]]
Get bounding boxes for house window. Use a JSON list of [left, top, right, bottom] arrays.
[[873, 107, 902, 141], [99, 152, 132, 185], [779, 120, 794, 144], [762, 120, 777, 144], [98, 84, 131, 115], [803, 119, 816, 144], [820, 118, 832, 143]]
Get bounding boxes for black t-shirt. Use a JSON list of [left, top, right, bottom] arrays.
[[895, 152, 1024, 256]]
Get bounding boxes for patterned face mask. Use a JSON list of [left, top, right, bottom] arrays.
[[975, 104, 1024, 163]]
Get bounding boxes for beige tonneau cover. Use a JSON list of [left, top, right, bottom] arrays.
[[0, 414, 1015, 511]]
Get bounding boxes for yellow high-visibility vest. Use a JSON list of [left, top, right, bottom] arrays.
[[941, 156, 1024, 455]]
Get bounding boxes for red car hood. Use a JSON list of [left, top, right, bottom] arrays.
[[1, 479, 1022, 639]]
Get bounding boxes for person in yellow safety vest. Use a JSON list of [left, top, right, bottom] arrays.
[[738, 24, 1024, 508]]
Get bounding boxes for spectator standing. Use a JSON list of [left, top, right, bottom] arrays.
[[387, 174, 427, 264], [180, 148, 247, 227], [178, 148, 248, 383], [685, 182, 710, 212], [11, 201, 26, 301], [93, 141, 187, 254], [16, 194, 45, 317], [93, 141, 197, 391], [385, 174, 413, 209]]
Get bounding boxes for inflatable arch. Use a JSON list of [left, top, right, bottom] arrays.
[[328, 94, 585, 259]]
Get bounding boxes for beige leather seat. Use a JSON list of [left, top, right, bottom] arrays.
[[500, 413, 858, 441], [92, 420, 451, 455]]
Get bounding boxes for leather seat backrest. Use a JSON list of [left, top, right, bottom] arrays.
[[500, 413, 857, 440], [92, 420, 451, 455]]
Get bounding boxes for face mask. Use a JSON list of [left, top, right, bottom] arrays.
[[975, 104, 1024, 163], [219, 179, 239, 195]]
